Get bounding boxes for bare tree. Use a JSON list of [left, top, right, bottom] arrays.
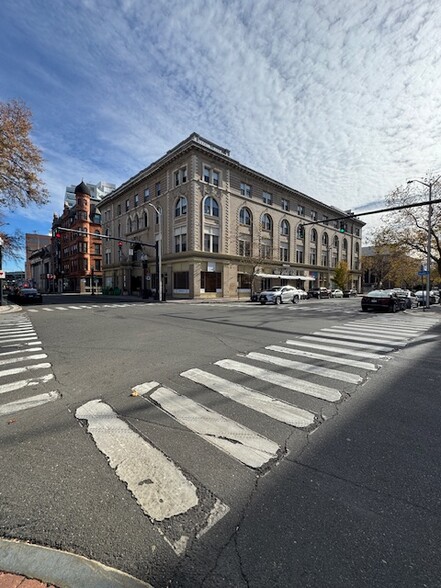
[[376, 180, 441, 277], [0, 99, 48, 209]]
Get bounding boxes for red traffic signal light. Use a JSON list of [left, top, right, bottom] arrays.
[[55, 232, 61, 239], [118, 241, 123, 249]]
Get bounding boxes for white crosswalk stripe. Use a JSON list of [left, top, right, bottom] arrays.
[[266, 345, 379, 371], [0, 316, 59, 414], [181, 367, 316, 428], [215, 358, 342, 401]]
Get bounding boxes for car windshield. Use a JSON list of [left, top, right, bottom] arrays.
[[268, 286, 283, 291], [366, 290, 391, 298]]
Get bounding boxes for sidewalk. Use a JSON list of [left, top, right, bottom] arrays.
[[0, 539, 152, 587]]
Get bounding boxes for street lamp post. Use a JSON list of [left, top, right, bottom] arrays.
[[148, 203, 162, 302], [407, 176, 440, 310]]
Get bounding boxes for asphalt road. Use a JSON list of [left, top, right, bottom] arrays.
[[1, 296, 440, 587]]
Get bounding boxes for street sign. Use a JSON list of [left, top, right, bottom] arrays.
[[418, 270, 429, 276]]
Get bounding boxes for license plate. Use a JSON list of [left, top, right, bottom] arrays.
[[371, 299, 377, 303]]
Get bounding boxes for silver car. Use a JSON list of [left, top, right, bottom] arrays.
[[259, 285, 300, 305]]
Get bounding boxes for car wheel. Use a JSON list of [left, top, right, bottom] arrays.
[[362, 307, 368, 312], [260, 301, 266, 305], [390, 301, 398, 313], [275, 297, 281, 305], [292, 295, 299, 304]]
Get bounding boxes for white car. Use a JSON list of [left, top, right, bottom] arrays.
[[330, 289, 343, 298], [414, 290, 440, 305], [259, 285, 303, 305]]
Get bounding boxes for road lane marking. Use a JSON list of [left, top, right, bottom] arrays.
[[0, 391, 60, 416], [266, 345, 378, 371], [181, 368, 316, 428], [304, 335, 395, 352], [0, 362, 51, 378], [2, 341, 41, 348], [324, 326, 410, 340], [147, 385, 280, 469], [0, 373, 54, 395], [318, 329, 407, 346], [0, 348, 43, 357], [0, 353, 47, 366], [285, 339, 389, 359], [215, 359, 341, 402], [247, 352, 362, 384], [75, 399, 199, 522]]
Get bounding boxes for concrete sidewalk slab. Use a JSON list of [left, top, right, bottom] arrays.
[[0, 539, 152, 588]]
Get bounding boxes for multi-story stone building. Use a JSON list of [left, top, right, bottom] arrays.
[[99, 134, 364, 300], [52, 181, 103, 293]]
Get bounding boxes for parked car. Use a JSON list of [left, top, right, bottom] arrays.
[[343, 288, 358, 298], [361, 289, 406, 313], [307, 287, 330, 299], [9, 287, 43, 305], [330, 288, 343, 298], [259, 285, 303, 305], [414, 290, 440, 305], [297, 288, 308, 300], [392, 289, 418, 309]]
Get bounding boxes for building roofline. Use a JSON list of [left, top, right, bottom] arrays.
[[100, 133, 365, 225]]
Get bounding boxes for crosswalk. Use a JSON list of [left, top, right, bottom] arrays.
[[74, 313, 439, 554], [0, 315, 59, 416], [1, 311, 439, 554]]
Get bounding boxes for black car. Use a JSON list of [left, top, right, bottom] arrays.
[[361, 289, 405, 313], [343, 288, 358, 298], [9, 287, 43, 305], [307, 287, 330, 299]]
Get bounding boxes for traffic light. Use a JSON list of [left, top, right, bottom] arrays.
[[118, 241, 123, 250], [339, 221, 345, 233]]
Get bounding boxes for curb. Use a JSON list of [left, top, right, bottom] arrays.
[[0, 539, 153, 588]]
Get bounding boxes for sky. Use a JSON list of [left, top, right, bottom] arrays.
[[1, 0, 441, 271]]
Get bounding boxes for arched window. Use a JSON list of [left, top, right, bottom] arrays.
[[311, 228, 317, 243], [143, 211, 148, 228], [175, 196, 187, 217], [334, 235, 339, 247], [204, 196, 219, 217], [261, 213, 272, 231], [322, 232, 329, 246], [296, 224, 304, 239], [280, 219, 290, 236], [127, 218, 133, 233], [239, 207, 252, 225], [136, 215, 140, 231]]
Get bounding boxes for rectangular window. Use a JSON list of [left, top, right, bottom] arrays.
[[310, 210, 317, 220], [134, 194, 139, 207], [212, 170, 219, 186], [175, 166, 187, 185], [203, 166, 211, 183], [203, 165, 220, 186], [105, 251, 111, 265], [281, 198, 289, 211], [95, 259, 101, 271], [204, 233, 219, 253], [280, 245, 289, 262], [260, 243, 272, 259], [94, 244, 101, 255], [240, 182, 252, 198], [309, 249, 317, 265], [125, 199, 130, 212], [155, 182, 161, 196], [262, 191, 272, 205], [175, 171, 180, 187], [174, 233, 187, 253], [117, 204, 121, 216], [296, 247, 304, 264], [144, 188, 150, 201], [321, 252, 329, 266], [322, 215, 329, 225], [173, 271, 189, 290], [297, 204, 305, 216], [238, 239, 251, 257]]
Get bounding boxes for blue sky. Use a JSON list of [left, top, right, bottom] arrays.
[[1, 0, 441, 271]]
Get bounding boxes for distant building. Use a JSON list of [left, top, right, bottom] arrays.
[[52, 181, 103, 293], [64, 181, 115, 207], [25, 233, 51, 280]]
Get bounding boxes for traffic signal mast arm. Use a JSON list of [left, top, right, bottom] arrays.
[[298, 197, 441, 230], [54, 227, 157, 251]]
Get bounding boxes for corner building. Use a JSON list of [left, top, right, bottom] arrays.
[[99, 134, 364, 299]]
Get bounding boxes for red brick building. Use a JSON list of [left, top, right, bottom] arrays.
[[52, 181, 103, 293]]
